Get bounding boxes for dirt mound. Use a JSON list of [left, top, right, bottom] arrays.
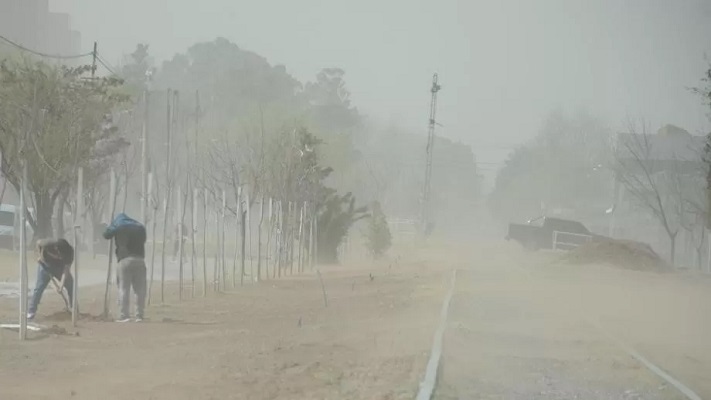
[[44, 310, 108, 322], [562, 238, 670, 272]]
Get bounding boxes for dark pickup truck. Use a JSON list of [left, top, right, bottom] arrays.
[[506, 217, 602, 251]]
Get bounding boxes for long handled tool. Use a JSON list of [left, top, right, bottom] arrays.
[[51, 277, 71, 312]]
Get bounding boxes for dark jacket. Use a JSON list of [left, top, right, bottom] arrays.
[[37, 238, 74, 277], [103, 213, 146, 262]]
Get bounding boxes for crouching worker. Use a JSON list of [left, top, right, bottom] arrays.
[[103, 213, 147, 322], [27, 238, 75, 320]]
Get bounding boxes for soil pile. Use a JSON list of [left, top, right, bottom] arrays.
[[563, 238, 670, 272]]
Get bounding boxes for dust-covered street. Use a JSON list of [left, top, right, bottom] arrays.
[[437, 244, 711, 399], [2, 243, 710, 399]]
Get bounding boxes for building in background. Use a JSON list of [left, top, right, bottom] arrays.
[[0, 0, 81, 55]]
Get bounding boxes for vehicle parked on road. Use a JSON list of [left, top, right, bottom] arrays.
[[506, 216, 602, 251]]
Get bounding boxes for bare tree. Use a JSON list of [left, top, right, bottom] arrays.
[[681, 198, 707, 268], [614, 124, 703, 265], [678, 146, 708, 269]]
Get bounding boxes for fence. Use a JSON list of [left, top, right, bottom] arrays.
[[10, 166, 322, 340]]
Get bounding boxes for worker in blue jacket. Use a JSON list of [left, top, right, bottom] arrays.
[[103, 213, 147, 322]]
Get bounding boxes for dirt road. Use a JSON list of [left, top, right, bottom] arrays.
[[2, 242, 710, 399], [436, 243, 710, 399]]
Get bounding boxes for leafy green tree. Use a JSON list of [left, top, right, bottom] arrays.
[[365, 201, 391, 259], [155, 37, 302, 124], [316, 190, 368, 263], [301, 68, 362, 185], [0, 58, 128, 240], [120, 43, 154, 96], [303, 68, 360, 133]]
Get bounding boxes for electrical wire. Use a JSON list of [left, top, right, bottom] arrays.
[[0, 34, 93, 60], [95, 53, 120, 77], [0, 34, 125, 79], [95, 54, 116, 75]]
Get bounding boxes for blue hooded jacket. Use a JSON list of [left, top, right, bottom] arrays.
[[103, 213, 146, 261]]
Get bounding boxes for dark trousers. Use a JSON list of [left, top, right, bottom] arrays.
[[28, 263, 73, 314]]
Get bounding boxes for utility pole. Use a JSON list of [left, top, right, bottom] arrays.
[[420, 73, 441, 235], [91, 42, 98, 79]]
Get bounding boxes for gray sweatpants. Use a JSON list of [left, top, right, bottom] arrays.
[[117, 257, 147, 319]]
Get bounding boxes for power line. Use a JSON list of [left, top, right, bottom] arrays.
[[0, 34, 93, 60], [95, 53, 119, 76]]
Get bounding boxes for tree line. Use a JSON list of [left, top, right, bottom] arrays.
[[490, 63, 711, 267], [2, 37, 469, 262]]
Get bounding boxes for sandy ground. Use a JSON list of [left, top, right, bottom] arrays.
[[436, 242, 711, 399], [2, 240, 711, 399], [0, 249, 448, 400]]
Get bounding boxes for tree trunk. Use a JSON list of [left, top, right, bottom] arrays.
[[695, 227, 705, 270], [32, 192, 55, 243], [317, 242, 338, 264], [317, 222, 339, 265], [55, 191, 67, 238], [669, 232, 677, 267]]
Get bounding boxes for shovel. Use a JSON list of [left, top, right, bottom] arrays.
[[51, 277, 71, 312]]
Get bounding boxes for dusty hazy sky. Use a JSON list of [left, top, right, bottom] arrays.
[[49, 0, 711, 175]]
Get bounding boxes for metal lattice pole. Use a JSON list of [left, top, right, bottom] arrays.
[[420, 74, 441, 235]]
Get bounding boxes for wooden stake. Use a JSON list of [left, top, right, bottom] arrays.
[[246, 190, 253, 281], [310, 205, 316, 270], [240, 206, 246, 286], [289, 202, 295, 275], [314, 205, 319, 268], [160, 189, 170, 304], [147, 173, 157, 306], [277, 201, 284, 278], [140, 90, 149, 226], [213, 199, 221, 291], [161, 89, 172, 304], [178, 185, 185, 300], [233, 186, 242, 288], [298, 203, 304, 273], [18, 162, 28, 340], [72, 167, 83, 327], [265, 197, 273, 279], [202, 188, 208, 296], [317, 270, 328, 307], [213, 210, 219, 292], [122, 161, 129, 213], [104, 169, 117, 314], [221, 190, 227, 290], [257, 195, 264, 281], [191, 188, 197, 297]]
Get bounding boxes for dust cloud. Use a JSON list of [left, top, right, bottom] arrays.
[[0, 1, 710, 399]]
